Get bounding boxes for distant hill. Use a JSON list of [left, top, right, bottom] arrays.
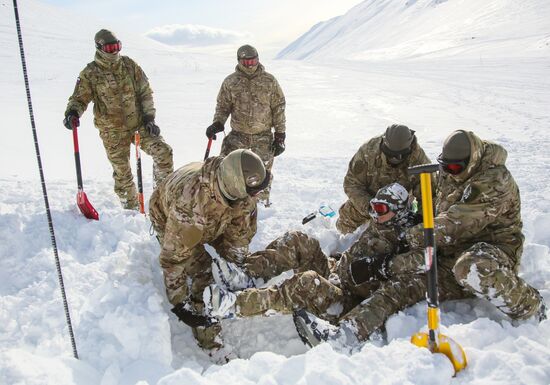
[[277, 0, 550, 61]]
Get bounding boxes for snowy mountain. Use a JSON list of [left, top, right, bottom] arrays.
[[277, 0, 550, 61], [1, 0, 550, 384]]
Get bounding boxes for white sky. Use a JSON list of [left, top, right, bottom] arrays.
[[41, 0, 363, 54]]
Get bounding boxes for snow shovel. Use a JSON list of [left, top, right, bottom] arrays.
[[72, 124, 99, 220], [135, 131, 145, 214], [203, 137, 213, 161], [408, 164, 467, 374]]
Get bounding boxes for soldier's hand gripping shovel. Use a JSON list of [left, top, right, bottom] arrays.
[[135, 131, 145, 214], [408, 164, 466, 374], [72, 122, 99, 220]]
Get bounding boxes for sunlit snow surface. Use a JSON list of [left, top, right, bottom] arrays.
[[1, 0, 550, 384]]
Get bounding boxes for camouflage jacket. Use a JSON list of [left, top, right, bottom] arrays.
[[213, 64, 286, 135], [407, 131, 524, 264], [65, 51, 155, 132], [152, 156, 258, 267], [343, 135, 432, 216]]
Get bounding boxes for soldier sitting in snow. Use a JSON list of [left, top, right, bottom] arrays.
[[292, 130, 547, 349], [202, 182, 422, 342]]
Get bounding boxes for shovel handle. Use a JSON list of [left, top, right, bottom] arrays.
[[135, 131, 145, 214], [72, 124, 83, 190], [204, 138, 213, 161]]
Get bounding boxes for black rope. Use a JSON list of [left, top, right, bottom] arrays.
[[12, 0, 79, 359]]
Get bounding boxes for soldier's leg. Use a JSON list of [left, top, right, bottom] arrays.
[[99, 130, 138, 209], [341, 275, 427, 340], [220, 131, 247, 156], [244, 231, 331, 281], [249, 133, 274, 203], [137, 130, 174, 187], [148, 188, 165, 242], [453, 242, 544, 320], [236, 271, 357, 323], [336, 200, 370, 234]]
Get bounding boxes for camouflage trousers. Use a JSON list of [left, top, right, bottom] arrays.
[[236, 231, 360, 323], [99, 127, 173, 209], [345, 242, 544, 340], [220, 130, 274, 202], [336, 199, 371, 234]]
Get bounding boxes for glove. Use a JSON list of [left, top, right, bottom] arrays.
[[63, 110, 79, 130], [206, 121, 224, 140], [212, 257, 254, 291], [350, 254, 392, 285], [143, 115, 160, 137], [272, 132, 285, 157], [171, 302, 217, 328]]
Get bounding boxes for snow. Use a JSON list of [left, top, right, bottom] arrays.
[[1, 0, 550, 384]]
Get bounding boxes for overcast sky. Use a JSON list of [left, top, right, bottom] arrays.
[[41, 0, 363, 54]]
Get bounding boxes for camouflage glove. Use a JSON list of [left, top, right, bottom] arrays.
[[171, 301, 217, 328], [143, 115, 160, 137], [206, 121, 224, 140], [272, 132, 286, 156], [63, 110, 79, 130]]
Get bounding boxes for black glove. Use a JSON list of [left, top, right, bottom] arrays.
[[206, 121, 224, 140], [171, 302, 217, 328], [272, 132, 285, 157], [350, 254, 392, 285], [143, 115, 160, 137], [63, 110, 79, 130]]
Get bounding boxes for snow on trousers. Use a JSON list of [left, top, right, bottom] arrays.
[[100, 128, 173, 207], [236, 231, 361, 323], [336, 136, 432, 234], [346, 242, 543, 340], [220, 130, 274, 201]]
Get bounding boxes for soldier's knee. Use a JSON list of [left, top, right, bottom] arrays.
[[293, 270, 322, 288], [453, 251, 499, 289]]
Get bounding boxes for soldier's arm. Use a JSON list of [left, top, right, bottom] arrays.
[[409, 170, 515, 248], [159, 204, 204, 305], [213, 79, 232, 124], [271, 79, 286, 133], [212, 200, 257, 265], [65, 69, 93, 117], [133, 61, 156, 119], [343, 145, 373, 216]]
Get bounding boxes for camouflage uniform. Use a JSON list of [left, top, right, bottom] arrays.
[[214, 63, 286, 201], [149, 156, 257, 349], [336, 135, 431, 234], [65, 50, 173, 208], [345, 131, 544, 340]]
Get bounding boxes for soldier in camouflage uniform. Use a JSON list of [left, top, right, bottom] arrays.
[[205, 45, 286, 204], [149, 149, 270, 351], [203, 183, 421, 327], [293, 130, 546, 348], [64, 29, 173, 209], [336, 124, 432, 234]]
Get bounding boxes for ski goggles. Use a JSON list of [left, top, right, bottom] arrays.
[[437, 154, 469, 175], [370, 201, 390, 216], [381, 142, 412, 162], [240, 57, 259, 67], [246, 171, 271, 197], [97, 40, 122, 53]]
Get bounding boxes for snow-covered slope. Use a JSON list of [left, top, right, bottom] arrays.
[[277, 0, 550, 61], [1, 1, 550, 385]]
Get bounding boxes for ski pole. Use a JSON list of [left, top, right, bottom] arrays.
[[135, 131, 145, 214], [408, 164, 467, 374], [204, 137, 213, 161], [12, 0, 79, 358]]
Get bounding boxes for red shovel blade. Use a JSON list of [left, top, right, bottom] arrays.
[[77, 190, 99, 220]]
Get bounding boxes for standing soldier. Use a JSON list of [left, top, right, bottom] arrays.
[[64, 29, 173, 210], [206, 44, 286, 205], [336, 124, 431, 234], [148, 149, 269, 356], [294, 131, 546, 348]]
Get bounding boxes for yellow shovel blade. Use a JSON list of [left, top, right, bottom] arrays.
[[411, 332, 467, 374]]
